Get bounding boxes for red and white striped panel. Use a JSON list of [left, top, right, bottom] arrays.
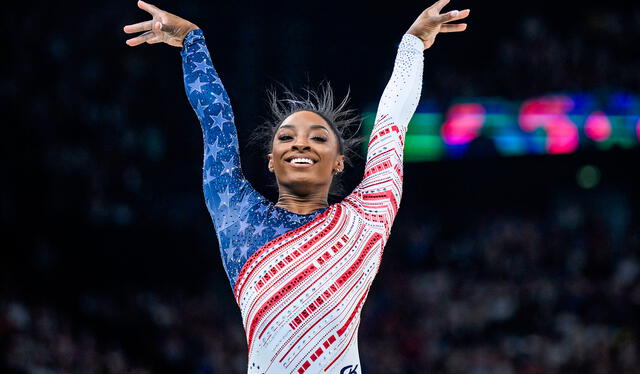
[[235, 201, 388, 374]]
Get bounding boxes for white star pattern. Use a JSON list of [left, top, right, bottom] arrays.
[[273, 224, 288, 236], [253, 222, 267, 236], [188, 76, 208, 93], [224, 245, 236, 263], [220, 157, 235, 176], [239, 245, 250, 259], [218, 186, 235, 209], [204, 137, 224, 162], [195, 100, 209, 120], [203, 168, 215, 184], [211, 111, 226, 128], [192, 58, 210, 73], [237, 218, 250, 235], [213, 91, 225, 105]]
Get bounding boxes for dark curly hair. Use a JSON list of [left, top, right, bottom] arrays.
[[248, 81, 364, 200]]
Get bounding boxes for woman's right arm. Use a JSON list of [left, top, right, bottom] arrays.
[[181, 30, 262, 231], [124, 1, 263, 231]]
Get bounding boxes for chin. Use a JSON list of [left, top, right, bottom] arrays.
[[279, 176, 327, 195]]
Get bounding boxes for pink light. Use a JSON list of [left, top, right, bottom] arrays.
[[519, 96, 575, 132], [519, 96, 579, 154], [637, 119, 640, 142], [546, 118, 579, 154], [440, 103, 486, 145], [585, 111, 612, 142]]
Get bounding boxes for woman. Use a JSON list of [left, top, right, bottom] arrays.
[[124, 1, 469, 372]]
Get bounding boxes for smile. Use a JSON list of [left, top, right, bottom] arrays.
[[285, 157, 317, 168]]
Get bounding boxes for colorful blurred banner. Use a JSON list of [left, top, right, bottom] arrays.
[[362, 92, 640, 162]]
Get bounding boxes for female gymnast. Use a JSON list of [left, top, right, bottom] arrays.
[[124, 1, 469, 372]]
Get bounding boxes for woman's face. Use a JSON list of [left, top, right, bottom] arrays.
[[268, 111, 344, 196]]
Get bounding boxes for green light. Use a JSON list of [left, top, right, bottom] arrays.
[[361, 112, 445, 161], [404, 135, 444, 162], [577, 165, 601, 189]]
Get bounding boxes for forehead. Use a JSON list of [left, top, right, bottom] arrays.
[[277, 111, 330, 131]]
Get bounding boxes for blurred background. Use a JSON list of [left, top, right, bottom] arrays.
[[2, 0, 639, 373]]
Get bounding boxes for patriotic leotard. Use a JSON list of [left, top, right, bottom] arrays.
[[181, 29, 424, 374]]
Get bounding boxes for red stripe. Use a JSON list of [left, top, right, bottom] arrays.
[[362, 190, 398, 215], [279, 272, 365, 363], [337, 289, 368, 336], [247, 263, 318, 350], [324, 319, 360, 372]]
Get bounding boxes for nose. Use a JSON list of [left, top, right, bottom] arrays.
[[291, 139, 311, 151]]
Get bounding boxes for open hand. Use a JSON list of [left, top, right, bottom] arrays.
[[123, 0, 199, 48], [406, 0, 470, 50]]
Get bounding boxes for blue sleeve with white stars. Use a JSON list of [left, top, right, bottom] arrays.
[[181, 29, 257, 229], [181, 29, 327, 291]]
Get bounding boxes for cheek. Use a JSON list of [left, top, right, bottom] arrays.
[[318, 149, 339, 169], [271, 146, 290, 171]]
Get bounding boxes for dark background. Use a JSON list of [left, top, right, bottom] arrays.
[[2, 0, 639, 373]]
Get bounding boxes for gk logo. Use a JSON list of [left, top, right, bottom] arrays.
[[340, 364, 359, 374]]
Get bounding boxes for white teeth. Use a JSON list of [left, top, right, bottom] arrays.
[[290, 158, 314, 164]]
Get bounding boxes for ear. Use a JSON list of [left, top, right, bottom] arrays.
[[335, 155, 345, 172], [267, 153, 274, 172]]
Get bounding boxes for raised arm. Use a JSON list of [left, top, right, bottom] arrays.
[[346, 0, 470, 231], [123, 1, 263, 232]]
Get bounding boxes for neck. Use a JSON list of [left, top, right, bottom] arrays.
[[275, 191, 329, 215]]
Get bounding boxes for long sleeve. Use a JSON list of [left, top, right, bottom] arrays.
[[181, 29, 262, 234], [345, 34, 424, 233]]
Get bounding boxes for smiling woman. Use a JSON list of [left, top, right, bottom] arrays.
[[248, 83, 363, 204], [123, 0, 469, 372]]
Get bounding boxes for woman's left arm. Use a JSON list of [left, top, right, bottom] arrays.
[[346, 0, 470, 230]]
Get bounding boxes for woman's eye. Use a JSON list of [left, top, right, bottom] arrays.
[[313, 137, 327, 142], [278, 135, 293, 141]]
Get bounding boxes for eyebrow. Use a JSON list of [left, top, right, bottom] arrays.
[[278, 124, 330, 132]]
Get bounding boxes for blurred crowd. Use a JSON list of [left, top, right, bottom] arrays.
[[431, 7, 640, 102]]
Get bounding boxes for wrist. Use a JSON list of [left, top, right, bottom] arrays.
[[401, 33, 426, 52], [180, 26, 202, 49], [187, 23, 199, 35], [405, 30, 427, 50]]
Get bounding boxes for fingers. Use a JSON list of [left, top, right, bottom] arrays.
[[137, 0, 160, 16], [440, 23, 467, 33], [430, 0, 450, 13], [447, 9, 470, 23], [434, 8, 470, 24], [123, 20, 153, 34], [125, 30, 157, 47]]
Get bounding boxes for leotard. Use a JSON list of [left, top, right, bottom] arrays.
[[181, 29, 424, 374]]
